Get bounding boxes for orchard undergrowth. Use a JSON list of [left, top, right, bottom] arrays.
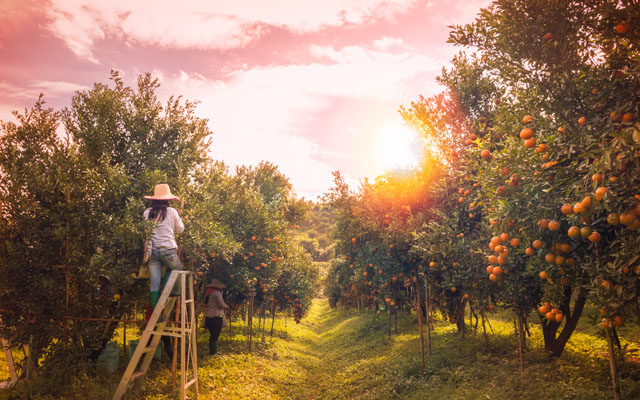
[[1, 299, 639, 399]]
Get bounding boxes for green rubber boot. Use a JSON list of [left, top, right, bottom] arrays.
[[150, 291, 160, 310], [161, 271, 181, 296]]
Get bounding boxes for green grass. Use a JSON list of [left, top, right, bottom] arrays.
[[1, 300, 639, 399]]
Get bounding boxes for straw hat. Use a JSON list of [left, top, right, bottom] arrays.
[[206, 278, 226, 288], [144, 184, 180, 201]]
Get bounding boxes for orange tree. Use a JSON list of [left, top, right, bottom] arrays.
[[0, 72, 213, 374], [0, 73, 317, 376], [442, 0, 640, 360], [411, 173, 495, 334], [201, 161, 316, 324]]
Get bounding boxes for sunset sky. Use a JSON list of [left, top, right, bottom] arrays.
[[0, 0, 490, 200]]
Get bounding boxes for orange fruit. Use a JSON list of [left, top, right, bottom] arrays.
[[595, 187, 607, 201], [532, 240, 543, 249], [524, 138, 537, 148], [580, 227, 592, 237], [615, 22, 630, 34], [557, 126, 564, 134], [546, 311, 555, 321], [500, 166, 511, 176], [488, 255, 497, 264], [497, 256, 507, 265], [451, 286, 457, 292], [601, 319, 611, 329], [554, 313, 564, 323], [523, 115, 533, 124], [510, 238, 520, 247], [539, 304, 550, 314], [481, 149, 492, 160], [611, 111, 623, 122], [578, 116, 586, 125], [497, 186, 508, 195], [622, 112, 636, 122], [536, 144, 548, 153], [612, 315, 623, 327], [493, 266, 503, 275], [561, 203, 574, 215], [558, 243, 571, 253], [463, 293, 470, 299], [500, 232, 510, 242], [538, 218, 549, 229], [548, 220, 560, 231], [352, 237, 357, 243], [591, 173, 603, 183], [555, 255, 565, 265], [545, 253, 555, 263], [588, 231, 601, 242], [520, 128, 534, 140], [525, 247, 535, 256], [619, 211, 636, 226], [489, 273, 498, 282], [486, 265, 494, 273], [567, 226, 580, 238], [573, 202, 585, 214]]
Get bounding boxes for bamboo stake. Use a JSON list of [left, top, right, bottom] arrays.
[[425, 276, 431, 356], [607, 328, 621, 400], [415, 279, 425, 373], [518, 314, 525, 373], [261, 303, 266, 343], [270, 302, 277, 337], [248, 295, 254, 351]]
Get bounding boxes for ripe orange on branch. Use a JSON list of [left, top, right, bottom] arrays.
[[520, 128, 534, 139]]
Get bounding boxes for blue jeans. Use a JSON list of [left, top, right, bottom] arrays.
[[149, 247, 182, 292]]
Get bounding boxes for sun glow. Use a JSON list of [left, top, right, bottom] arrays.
[[376, 123, 424, 173]]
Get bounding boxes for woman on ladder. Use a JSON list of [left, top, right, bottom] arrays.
[[143, 184, 184, 310]]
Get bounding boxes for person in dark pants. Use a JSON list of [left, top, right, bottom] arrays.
[[204, 278, 228, 355]]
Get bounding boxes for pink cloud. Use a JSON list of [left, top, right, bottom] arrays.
[[41, 0, 421, 62]]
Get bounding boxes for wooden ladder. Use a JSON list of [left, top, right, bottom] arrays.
[[112, 270, 199, 400]]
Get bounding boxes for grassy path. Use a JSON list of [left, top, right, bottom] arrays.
[[2, 298, 640, 399]]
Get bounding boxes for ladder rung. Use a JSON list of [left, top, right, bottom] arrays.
[[185, 299, 194, 303], [148, 331, 181, 337], [131, 371, 146, 381], [142, 346, 156, 353], [185, 378, 197, 389]]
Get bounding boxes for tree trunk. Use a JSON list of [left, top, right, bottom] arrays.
[[541, 287, 586, 357]]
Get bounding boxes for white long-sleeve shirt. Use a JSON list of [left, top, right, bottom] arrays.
[[143, 207, 184, 249]]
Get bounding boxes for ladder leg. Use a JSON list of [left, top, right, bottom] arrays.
[[112, 274, 179, 400], [189, 277, 199, 399]]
